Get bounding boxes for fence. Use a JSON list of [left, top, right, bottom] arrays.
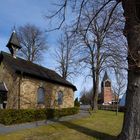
[[98, 104, 126, 112]]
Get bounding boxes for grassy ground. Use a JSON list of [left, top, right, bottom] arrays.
[[0, 110, 124, 140]]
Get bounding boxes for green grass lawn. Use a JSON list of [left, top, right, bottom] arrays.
[[0, 110, 124, 140]]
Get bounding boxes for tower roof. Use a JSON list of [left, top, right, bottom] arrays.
[[6, 31, 21, 49], [103, 71, 109, 81]]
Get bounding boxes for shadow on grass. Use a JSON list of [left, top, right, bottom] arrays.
[[55, 120, 117, 140]]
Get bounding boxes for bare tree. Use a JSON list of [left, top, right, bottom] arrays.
[[54, 29, 79, 80], [80, 88, 93, 105], [71, 3, 127, 111], [46, 0, 140, 139], [17, 24, 47, 63], [113, 71, 126, 116]]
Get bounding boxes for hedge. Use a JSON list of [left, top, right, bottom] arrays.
[[0, 107, 79, 125]]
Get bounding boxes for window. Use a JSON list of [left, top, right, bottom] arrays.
[[37, 87, 45, 104], [57, 91, 63, 105]]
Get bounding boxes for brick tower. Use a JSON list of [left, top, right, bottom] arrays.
[[101, 72, 113, 105]]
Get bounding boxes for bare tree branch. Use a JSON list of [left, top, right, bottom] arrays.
[[16, 24, 48, 63]]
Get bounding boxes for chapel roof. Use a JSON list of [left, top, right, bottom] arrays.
[[0, 51, 77, 91]]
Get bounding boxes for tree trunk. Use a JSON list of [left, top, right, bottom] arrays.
[[118, 0, 140, 139], [91, 66, 96, 111], [91, 50, 100, 111], [119, 71, 140, 140], [116, 98, 119, 116], [92, 39, 100, 111], [93, 74, 99, 111]]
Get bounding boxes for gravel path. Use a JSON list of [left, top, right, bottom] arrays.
[[0, 109, 90, 134]]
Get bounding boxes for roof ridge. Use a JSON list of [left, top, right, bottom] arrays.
[[1, 51, 55, 73]]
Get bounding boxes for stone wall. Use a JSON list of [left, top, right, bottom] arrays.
[[20, 76, 74, 109], [0, 63, 75, 109], [0, 62, 20, 109]]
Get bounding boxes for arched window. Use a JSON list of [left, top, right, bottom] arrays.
[[57, 91, 63, 105], [37, 87, 45, 104]]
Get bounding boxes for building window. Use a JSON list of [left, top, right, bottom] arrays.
[[57, 91, 63, 105], [37, 87, 45, 104]]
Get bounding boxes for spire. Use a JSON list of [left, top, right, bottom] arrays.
[[6, 31, 21, 58], [103, 71, 109, 81]]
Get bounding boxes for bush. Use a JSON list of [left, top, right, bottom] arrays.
[[46, 107, 79, 119], [0, 109, 46, 125], [74, 98, 80, 107], [0, 107, 79, 125]]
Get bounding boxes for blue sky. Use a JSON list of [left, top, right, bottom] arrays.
[[0, 0, 93, 98], [0, 0, 57, 49]]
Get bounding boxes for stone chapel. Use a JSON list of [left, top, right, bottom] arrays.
[[0, 31, 76, 109]]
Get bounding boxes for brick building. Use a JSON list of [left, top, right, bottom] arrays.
[[100, 72, 117, 105], [0, 31, 76, 109]]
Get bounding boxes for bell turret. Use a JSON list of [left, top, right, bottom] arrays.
[[6, 31, 21, 58]]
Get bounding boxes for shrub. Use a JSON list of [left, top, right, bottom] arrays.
[[0, 107, 79, 125], [0, 109, 46, 125], [74, 98, 80, 107], [58, 107, 79, 117], [46, 107, 79, 119]]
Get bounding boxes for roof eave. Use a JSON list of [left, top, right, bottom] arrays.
[[16, 70, 77, 91]]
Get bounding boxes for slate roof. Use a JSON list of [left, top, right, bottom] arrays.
[[103, 71, 110, 81], [0, 51, 77, 91], [6, 31, 21, 49], [0, 82, 8, 92]]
